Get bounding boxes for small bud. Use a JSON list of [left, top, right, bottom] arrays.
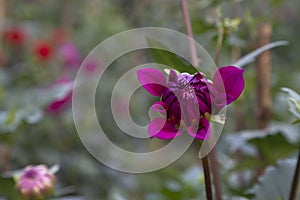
[[16, 165, 55, 200]]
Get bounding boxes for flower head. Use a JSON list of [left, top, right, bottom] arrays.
[[47, 77, 73, 113], [16, 165, 55, 199], [34, 41, 52, 61], [3, 27, 25, 46], [137, 66, 244, 140], [58, 42, 81, 68]]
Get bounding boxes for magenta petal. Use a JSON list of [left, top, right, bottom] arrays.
[[169, 70, 178, 82], [213, 66, 245, 104], [187, 118, 210, 140], [137, 68, 167, 96], [148, 118, 182, 139], [151, 102, 167, 113]]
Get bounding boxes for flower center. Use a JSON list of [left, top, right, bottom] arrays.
[[177, 75, 195, 100], [24, 169, 38, 180], [181, 86, 195, 100]]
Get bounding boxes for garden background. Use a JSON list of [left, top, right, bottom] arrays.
[[0, 0, 300, 199]]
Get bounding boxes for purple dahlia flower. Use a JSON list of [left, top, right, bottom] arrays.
[[16, 165, 55, 199], [137, 66, 244, 140]]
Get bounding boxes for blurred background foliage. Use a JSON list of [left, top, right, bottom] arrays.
[[0, 0, 300, 199]]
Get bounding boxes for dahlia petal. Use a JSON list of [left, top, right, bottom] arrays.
[[169, 70, 178, 82], [213, 66, 245, 104], [148, 118, 182, 139], [137, 68, 167, 96], [187, 118, 210, 140], [151, 102, 167, 114]]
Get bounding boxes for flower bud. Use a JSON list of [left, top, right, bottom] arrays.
[[16, 165, 55, 199]]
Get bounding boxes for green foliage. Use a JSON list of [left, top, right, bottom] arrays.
[[233, 41, 289, 68], [1, 0, 300, 199], [0, 176, 22, 200], [282, 87, 300, 120], [221, 123, 299, 198], [224, 124, 299, 171], [146, 37, 198, 74], [249, 158, 300, 200]]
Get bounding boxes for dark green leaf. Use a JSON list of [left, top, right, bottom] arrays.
[[249, 133, 297, 165], [146, 37, 198, 74], [293, 120, 300, 125], [249, 158, 300, 200], [0, 176, 22, 200]]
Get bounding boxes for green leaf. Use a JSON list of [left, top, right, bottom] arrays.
[[0, 109, 22, 133], [0, 176, 22, 200], [4, 108, 17, 126], [281, 88, 300, 102], [146, 37, 198, 74], [233, 41, 289, 68], [248, 158, 300, 200], [224, 123, 299, 171], [249, 133, 297, 165], [293, 120, 300, 125], [281, 87, 300, 119]]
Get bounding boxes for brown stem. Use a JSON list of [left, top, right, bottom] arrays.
[[289, 150, 300, 200], [180, 0, 198, 67], [256, 23, 272, 129], [202, 155, 214, 200], [209, 149, 222, 200], [0, 145, 10, 173], [207, 21, 225, 200], [180, 1, 218, 199], [255, 22, 272, 179], [0, 0, 6, 45]]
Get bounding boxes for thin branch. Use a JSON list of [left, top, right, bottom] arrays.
[[209, 27, 224, 200], [180, 0, 198, 67], [289, 150, 300, 200], [180, 1, 216, 199], [210, 149, 222, 200], [215, 28, 224, 67]]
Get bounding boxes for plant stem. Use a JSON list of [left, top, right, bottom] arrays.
[[180, 0, 198, 67], [209, 149, 222, 200], [202, 155, 214, 200], [179, 1, 217, 199], [256, 23, 272, 129], [209, 23, 224, 200], [289, 150, 300, 200], [0, 145, 10, 173], [215, 28, 224, 67]]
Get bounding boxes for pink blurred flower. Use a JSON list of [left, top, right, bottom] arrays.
[[84, 59, 101, 73], [58, 42, 81, 69], [47, 77, 73, 113], [16, 165, 55, 199]]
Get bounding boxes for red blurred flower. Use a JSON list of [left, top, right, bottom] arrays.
[[3, 27, 25, 46], [34, 42, 52, 61]]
